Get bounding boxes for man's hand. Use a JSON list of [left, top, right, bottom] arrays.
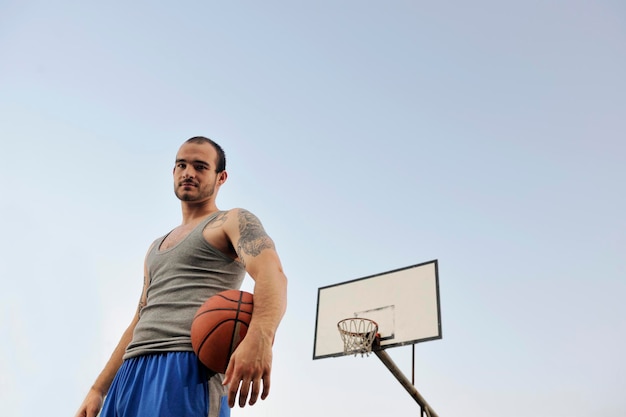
[[223, 329, 273, 408], [74, 388, 104, 417]]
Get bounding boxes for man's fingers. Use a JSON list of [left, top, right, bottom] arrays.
[[248, 377, 262, 406], [227, 379, 240, 408], [261, 373, 271, 400], [238, 379, 251, 408], [227, 375, 268, 407]]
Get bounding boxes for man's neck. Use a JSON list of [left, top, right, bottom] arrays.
[[180, 201, 219, 225]]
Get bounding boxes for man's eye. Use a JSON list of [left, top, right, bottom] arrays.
[[176, 163, 186, 169], [195, 165, 206, 170]]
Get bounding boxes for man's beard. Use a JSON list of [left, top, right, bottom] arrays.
[[174, 182, 215, 202]]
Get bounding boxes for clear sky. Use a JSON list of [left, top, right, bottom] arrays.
[[1, 1, 625, 416]]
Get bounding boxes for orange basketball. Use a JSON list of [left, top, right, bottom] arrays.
[[191, 289, 254, 373]]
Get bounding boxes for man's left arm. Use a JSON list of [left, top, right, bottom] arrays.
[[222, 208, 288, 408]]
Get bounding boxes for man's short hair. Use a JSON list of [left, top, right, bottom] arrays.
[[185, 136, 227, 172]]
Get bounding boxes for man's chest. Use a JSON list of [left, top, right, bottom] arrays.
[[159, 222, 237, 260]]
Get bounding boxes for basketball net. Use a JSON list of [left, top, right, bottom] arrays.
[[337, 318, 379, 357]]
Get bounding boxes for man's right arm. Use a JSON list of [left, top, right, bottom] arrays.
[[73, 315, 139, 417], [74, 264, 150, 417]]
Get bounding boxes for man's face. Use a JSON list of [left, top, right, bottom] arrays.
[[173, 142, 224, 202]]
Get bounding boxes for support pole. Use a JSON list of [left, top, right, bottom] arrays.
[[373, 349, 439, 417]]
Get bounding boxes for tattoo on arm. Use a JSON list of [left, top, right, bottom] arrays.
[[137, 298, 146, 315], [236, 209, 275, 264]]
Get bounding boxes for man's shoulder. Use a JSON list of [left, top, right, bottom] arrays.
[[221, 207, 253, 214], [220, 208, 260, 221], [215, 208, 267, 234], [205, 208, 254, 231]]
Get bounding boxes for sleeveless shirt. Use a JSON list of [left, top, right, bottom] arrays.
[[124, 211, 246, 360]]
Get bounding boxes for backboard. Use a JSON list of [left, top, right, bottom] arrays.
[[313, 260, 441, 359]]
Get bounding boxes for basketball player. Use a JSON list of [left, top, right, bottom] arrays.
[[74, 137, 288, 417]]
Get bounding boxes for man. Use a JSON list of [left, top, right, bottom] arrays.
[[75, 136, 288, 417]]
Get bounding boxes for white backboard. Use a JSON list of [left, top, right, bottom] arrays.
[[313, 260, 441, 359]]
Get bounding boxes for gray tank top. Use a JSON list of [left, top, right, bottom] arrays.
[[124, 211, 246, 360]]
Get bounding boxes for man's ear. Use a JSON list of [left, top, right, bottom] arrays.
[[218, 170, 228, 185]]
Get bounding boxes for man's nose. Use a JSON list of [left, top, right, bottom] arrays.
[[182, 167, 195, 178]]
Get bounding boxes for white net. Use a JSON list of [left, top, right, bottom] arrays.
[[337, 318, 379, 357]]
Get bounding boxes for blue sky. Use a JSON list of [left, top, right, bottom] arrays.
[[1, 1, 625, 416]]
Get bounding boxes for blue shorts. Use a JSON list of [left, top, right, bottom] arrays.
[[100, 352, 230, 417]]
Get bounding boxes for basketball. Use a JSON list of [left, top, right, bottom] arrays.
[[191, 289, 254, 373]]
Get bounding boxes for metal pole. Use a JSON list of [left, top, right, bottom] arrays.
[[373, 349, 439, 417]]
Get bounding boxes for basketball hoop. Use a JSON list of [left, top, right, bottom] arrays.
[[337, 318, 379, 357]]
